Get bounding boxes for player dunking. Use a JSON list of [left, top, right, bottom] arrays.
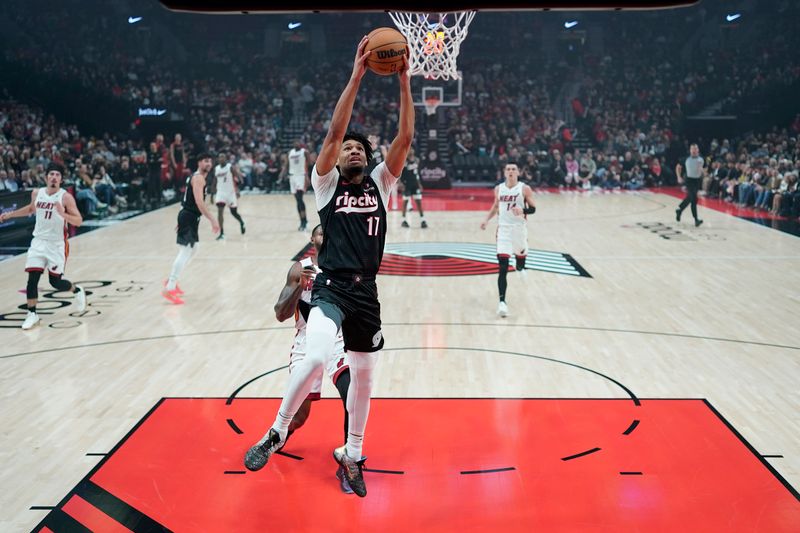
[[287, 140, 312, 231], [0, 164, 87, 329], [243, 37, 414, 497], [212, 152, 246, 240], [400, 149, 427, 228], [271, 224, 354, 494], [161, 154, 219, 304], [481, 162, 536, 317]]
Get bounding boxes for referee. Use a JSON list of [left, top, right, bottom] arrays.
[[675, 143, 704, 227]]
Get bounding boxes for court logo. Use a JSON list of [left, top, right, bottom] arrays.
[[293, 242, 591, 278], [629, 222, 726, 241], [0, 280, 150, 329]]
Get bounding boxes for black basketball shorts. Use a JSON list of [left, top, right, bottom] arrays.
[[176, 209, 201, 246], [311, 272, 384, 353]]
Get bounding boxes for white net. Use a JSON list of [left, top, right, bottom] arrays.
[[388, 11, 476, 81]]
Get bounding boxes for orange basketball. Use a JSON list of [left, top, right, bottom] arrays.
[[365, 27, 408, 76]]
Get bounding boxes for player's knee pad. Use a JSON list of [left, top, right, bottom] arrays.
[[497, 256, 510, 273], [26, 271, 42, 299], [48, 274, 72, 291]]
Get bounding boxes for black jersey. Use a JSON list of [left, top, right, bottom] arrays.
[[181, 173, 205, 215], [314, 163, 394, 277], [400, 159, 420, 189]]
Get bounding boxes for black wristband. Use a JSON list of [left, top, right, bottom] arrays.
[[523, 206, 536, 215]]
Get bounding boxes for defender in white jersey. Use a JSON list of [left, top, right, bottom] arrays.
[[481, 161, 536, 317], [248, 224, 354, 493], [212, 153, 246, 240], [287, 141, 311, 231], [0, 164, 87, 329]]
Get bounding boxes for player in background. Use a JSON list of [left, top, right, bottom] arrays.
[[162, 154, 220, 304], [287, 140, 312, 231], [400, 149, 427, 228], [0, 164, 86, 329], [480, 161, 536, 317], [212, 152, 246, 240]]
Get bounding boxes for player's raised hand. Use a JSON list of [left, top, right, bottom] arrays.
[[511, 206, 523, 217], [398, 50, 411, 85], [352, 36, 371, 81]]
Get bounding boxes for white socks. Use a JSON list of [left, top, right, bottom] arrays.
[[271, 307, 337, 439], [167, 244, 196, 290], [345, 350, 378, 460]]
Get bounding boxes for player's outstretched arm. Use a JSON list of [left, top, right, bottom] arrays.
[[193, 174, 220, 234], [315, 36, 371, 176], [274, 262, 314, 322], [480, 186, 500, 230], [0, 189, 37, 223], [57, 192, 83, 227], [384, 54, 414, 178]]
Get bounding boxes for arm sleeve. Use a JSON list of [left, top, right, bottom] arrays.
[[311, 164, 339, 208], [371, 162, 399, 208]]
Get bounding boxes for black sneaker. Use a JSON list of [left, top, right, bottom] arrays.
[[401, 220, 410, 228], [421, 220, 428, 229], [335, 465, 355, 494], [695, 219, 703, 227], [244, 428, 283, 471], [333, 445, 367, 497], [216, 233, 225, 241], [675, 209, 681, 222], [240, 221, 246, 235]]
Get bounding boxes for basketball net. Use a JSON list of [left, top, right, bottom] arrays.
[[388, 11, 476, 81], [424, 96, 441, 116]]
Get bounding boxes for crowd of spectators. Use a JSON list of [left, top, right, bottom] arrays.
[[2, 1, 800, 223]]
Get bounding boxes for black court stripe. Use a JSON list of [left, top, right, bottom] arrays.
[[275, 450, 304, 461], [703, 399, 799, 501], [37, 508, 92, 532], [74, 480, 171, 532], [226, 418, 243, 434], [461, 467, 516, 475], [225, 365, 289, 405], [224, 470, 247, 475], [85, 452, 107, 457], [362, 467, 404, 475], [620, 471, 643, 475], [623, 419, 640, 435], [762, 455, 784, 458], [561, 447, 602, 461], [29, 506, 56, 510]]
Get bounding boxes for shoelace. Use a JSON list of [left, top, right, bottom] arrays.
[[343, 458, 363, 480]]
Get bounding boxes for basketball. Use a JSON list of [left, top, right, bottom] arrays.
[[365, 27, 408, 76]]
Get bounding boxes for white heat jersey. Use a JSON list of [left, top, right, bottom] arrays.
[[288, 148, 306, 176], [215, 163, 235, 195], [33, 188, 67, 240], [497, 181, 526, 226]]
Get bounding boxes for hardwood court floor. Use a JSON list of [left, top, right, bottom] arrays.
[[1, 189, 798, 531]]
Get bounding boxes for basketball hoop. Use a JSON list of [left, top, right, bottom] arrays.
[[389, 11, 476, 81], [424, 96, 441, 115]]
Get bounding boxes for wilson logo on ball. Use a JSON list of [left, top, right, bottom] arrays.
[[376, 49, 407, 59]]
